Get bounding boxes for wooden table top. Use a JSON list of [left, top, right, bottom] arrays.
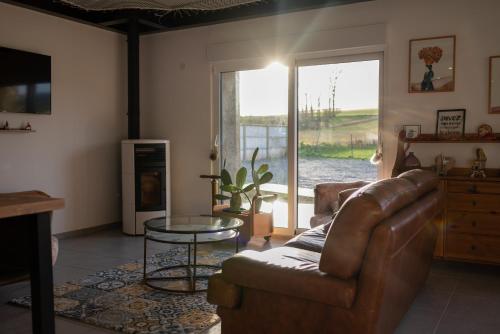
[[0, 191, 64, 219]]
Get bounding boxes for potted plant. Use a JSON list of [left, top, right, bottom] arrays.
[[215, 148, 273, 213]]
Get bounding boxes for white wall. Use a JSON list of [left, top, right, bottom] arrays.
[[0, 3, 127, 234], [141, 0, 500, 216]]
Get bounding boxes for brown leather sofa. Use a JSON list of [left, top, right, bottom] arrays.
[[310, 180, 370, 228], [208, 170, 443, 334]]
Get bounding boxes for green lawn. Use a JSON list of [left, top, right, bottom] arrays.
[[299, 142, 377, 160], [240, 109, 379, 160]]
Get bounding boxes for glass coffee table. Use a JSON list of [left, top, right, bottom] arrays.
[[143, 215, 243, 293]]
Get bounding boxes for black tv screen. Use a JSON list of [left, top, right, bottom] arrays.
[[0, 47, 51, 115]]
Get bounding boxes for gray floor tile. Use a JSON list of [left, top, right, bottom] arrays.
[[3, 227, 500, 334], [395, 307, 442, 334]]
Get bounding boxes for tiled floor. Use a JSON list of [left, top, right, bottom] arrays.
[[1, 228, 500, 333]]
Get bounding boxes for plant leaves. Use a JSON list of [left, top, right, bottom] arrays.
[[242, 184, 255, 192], [220, 169, 232, 185], [251, 148, 259, 169], [256, 164, 269, 175], [214, 194, 231, 200], [235, 167, 247, 188], [259, 172, 273, 184], [252, 170, 259, 184], [221, 184, 239, 193]]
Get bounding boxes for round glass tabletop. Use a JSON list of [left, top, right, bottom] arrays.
[[144, 215, 244, 234]]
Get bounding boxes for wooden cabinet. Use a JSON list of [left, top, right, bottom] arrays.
[[441, 177, 500, 264]]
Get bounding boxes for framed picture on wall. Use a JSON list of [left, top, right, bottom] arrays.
[[403, 125, 421, 139], [489, 55, 500, 114], [409, 35, 456, 93], [436, 109, 465, 139]]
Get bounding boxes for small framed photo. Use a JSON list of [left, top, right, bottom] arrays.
[[403, 125, 421, 139], [436, 109, 466, 138], [489, 56, 500, 114], [409, 35, 456, 93]]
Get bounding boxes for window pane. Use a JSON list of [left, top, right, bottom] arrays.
[[297, 60, 380, 229], [220, 64, 289, 228]]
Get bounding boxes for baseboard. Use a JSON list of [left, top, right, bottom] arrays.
[[54, 222, 121, 239]]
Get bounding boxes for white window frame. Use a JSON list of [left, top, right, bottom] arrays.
[[211, 52, 384, 236]]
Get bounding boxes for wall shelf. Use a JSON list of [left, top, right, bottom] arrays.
[[392, 130, 500, 177], [403, 133, 500, 143], [0, 129, 36, 133]]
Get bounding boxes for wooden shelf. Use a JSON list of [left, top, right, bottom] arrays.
[[402, 133, 500, 143], [0, 129, 36, 133]]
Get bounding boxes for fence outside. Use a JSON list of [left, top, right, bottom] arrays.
[[240, 124, 377, 161], [240, 125, 287, 160]]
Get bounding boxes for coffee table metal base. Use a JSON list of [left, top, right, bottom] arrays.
[[143, 229, 239, 293]]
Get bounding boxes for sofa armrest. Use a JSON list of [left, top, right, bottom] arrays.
[[314, 181, 370, 215], [220, 247, 356, 308]]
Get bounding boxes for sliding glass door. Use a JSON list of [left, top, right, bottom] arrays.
[[296, 56, 381, 229], [219, 63, 290, 229], [217, 54, 382, 233]]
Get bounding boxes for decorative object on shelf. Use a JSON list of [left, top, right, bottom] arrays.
[[435, 154, 455, 176], [409, 35, 455, 93], [209, 134, 219, 161], [392, 129, 500, 177], [471, 148, 487, 178], [403, 151, 421, 170], [478, 124, 494, 138], [370, 146, 383, 165], [1, 120, 9, 130], [403, 125, 421, 139], [23, 121, 32, 131], [489, 56, 500, 114], [436, 109, 465, 139], [215, 147, 273, 213]]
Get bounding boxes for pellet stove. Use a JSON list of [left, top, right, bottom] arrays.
[[121, 140, 171, 235]]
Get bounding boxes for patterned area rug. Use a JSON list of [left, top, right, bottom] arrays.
[[11, 247, 234, 334]]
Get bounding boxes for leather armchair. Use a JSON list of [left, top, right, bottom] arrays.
[[310, 180, 370, 228]]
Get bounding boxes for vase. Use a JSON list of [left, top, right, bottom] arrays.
[[404, 152, 421, 169], [421, 64, 435, 91]]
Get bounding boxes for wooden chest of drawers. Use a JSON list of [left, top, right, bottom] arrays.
[[437, 178, 500, 264]]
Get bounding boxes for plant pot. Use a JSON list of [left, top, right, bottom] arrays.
[[228, 193, 243, 213]]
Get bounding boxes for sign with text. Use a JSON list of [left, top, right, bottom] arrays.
[[436, 109, 465, 138]]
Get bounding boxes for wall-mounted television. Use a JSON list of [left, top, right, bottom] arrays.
[[0, 47, 51, 115]]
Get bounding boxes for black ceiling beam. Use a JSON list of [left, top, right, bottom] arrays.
[[146, 0, 373, 33], [1, 0, 372, 34]]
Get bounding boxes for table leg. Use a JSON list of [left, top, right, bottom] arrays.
[[193, 234, 197, 291], [143, 237, 147, 281], [235, 230, 239, 253], [29, 212, 55, 334]]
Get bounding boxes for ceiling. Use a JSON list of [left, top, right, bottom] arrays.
[[2, 0, 373, 34]]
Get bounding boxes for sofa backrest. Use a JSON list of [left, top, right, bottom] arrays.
[[319, 169, 439, 279]]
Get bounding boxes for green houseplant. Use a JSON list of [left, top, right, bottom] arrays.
[[215, 148, 273, 213]]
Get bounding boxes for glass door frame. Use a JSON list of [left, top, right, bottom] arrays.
[[294, 52, 384, 235], [211, 52, 384, 236]]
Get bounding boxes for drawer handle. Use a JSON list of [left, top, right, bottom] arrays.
[[472, 221, 477, 227], [470, 245, 476, 251], [468, 185, 478, 193], [472, 200, 477, 207]]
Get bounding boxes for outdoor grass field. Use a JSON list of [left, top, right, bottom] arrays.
[[241, 109, 379, 160]]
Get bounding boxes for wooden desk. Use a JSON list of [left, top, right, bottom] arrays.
[[0, 191, 64, 334]]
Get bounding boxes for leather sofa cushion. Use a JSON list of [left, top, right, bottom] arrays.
[[207, 271, 241, 309], [309, 213, 333, 228], [338, 187, 361, 207], [320, 177, 419, 279], [285, 223, 331, 253], [221, 246, 357, 308], [315, 181, 371, 214], [398, 169, 439, 198]]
